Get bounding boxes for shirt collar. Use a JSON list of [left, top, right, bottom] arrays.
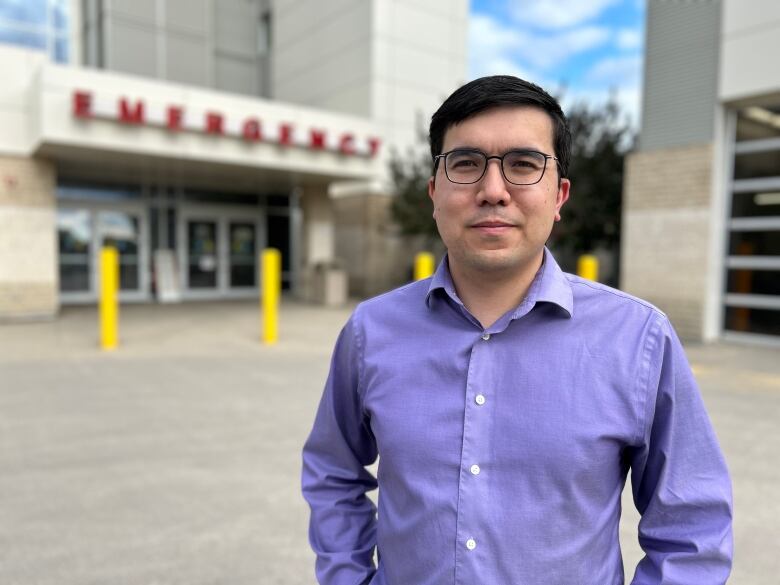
[[425, 247, 573, 319]]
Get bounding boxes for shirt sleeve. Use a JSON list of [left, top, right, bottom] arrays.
[[628, 313, 733, 584], [301, 311, 379, 585]]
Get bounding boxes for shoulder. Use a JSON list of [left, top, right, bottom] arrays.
[[565, 273, 666, 320], [562, 273, 675, 348], [354, 278, 431, 314]]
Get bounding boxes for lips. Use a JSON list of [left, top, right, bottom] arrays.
[[469, 219, 516, 237], [471, 221, 513, 228]]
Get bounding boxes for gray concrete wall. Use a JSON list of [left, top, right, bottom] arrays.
[[91, 0, 272, 97], [640, 0, 721, 151]]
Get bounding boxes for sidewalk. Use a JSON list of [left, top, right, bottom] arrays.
[[0, 300, 778, 584]]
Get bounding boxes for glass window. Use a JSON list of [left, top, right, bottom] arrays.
[[187, 220, 218, 289], [257, 11, 271, 56], [0, 1, 47, 26], [229, 222, 256, 287], [99, 211, 141, 291], [0, 0, 70, 63], [724, 307, 780, 336], [57, 182, 141, 201], [727, 102, 780, 339], [267, 213, 290, 289], [51, 0, 68, 31], [729, 231, 780, 257], [184, 189, 259, 206], [53, 34, 68, 62], [734, 150, 780, 181], [730, 190, 780, 219], [726, 270, 780, 297], [736, 106, 780, 142], [58, 208, 91, 292], [0, 27, 46, 50]]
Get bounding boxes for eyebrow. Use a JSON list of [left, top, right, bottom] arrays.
[[447, 145, 546, 153]]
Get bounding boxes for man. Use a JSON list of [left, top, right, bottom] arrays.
[[302, 76, 733, 584]]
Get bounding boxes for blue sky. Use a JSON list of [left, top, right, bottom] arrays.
[[469, 0, 646, 127]]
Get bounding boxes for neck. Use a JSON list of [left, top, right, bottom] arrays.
[[449, 251, 544, 329]]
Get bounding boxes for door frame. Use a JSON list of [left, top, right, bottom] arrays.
[[178, 204, 267, 300], [58, 200, 151, 304]]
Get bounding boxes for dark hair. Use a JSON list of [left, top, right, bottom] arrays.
[[429, 75, 571, 179]]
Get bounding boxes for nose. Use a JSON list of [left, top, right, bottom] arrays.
[[476, 158, 511, 206]]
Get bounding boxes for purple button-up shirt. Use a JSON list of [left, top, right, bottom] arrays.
[[302, 249, 733, 585]]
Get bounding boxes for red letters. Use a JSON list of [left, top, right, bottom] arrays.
[[71, 91, 372, 157], [242, 118, 262, 142], [118, 98, 145, 124], [367, 137, 382, 157], [73, 91, 92, 118], [279, 123, 294, 146], [338, 133, 355, 155], [309, 129, 327, 150], [205, 112, 224, 135], [167, 106, 183, 131]]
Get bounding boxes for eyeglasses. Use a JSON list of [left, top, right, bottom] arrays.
[[433, 148, 559, 185]]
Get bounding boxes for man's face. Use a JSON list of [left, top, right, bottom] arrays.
[[428, 106, 570, 277]]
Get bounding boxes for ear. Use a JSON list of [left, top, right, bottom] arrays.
[[428, 176, 437, 219], [554, 178, 571, 222]]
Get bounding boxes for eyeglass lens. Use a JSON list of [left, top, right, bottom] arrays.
[[444, 150, 547, 185]]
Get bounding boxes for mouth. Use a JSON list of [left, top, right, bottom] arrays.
[[470, 220, 516, 235]]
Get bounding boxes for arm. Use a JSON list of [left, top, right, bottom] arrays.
[[628, 315, 733, 584], [302, 313, 379, 585]]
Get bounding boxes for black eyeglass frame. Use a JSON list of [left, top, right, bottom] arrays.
[[433, 148, 560, 186]]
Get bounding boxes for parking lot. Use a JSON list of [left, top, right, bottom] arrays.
[[1, 300, 778, 584]]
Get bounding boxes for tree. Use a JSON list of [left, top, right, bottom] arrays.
[[389, 148, 440, 247], [550, 96, 635, 260]]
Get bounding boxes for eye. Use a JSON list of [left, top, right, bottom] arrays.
[[451, 158, 478, 168], [447, 151, 484, 169], [505, 151, 545, 170]]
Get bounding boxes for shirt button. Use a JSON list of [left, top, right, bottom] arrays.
[[470, 464, 481, 475], [466, 538, 477, 550], [475, 394, 486, 405], [481, 333, 491, 341]]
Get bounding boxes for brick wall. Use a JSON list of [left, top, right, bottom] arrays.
[[0, 155, 58, 319], [620, 143, 714, 341]]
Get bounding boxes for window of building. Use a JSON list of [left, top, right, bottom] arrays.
[[0, 0, 70, 63], [257, 11, 271, 56], [724, 107, 780, 339]]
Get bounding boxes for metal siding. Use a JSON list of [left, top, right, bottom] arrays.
[[640, 0, 722, 151]]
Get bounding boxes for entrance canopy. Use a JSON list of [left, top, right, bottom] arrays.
[[30, 60, 384, 187]]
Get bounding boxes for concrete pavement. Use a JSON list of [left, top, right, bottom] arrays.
[[0, 300, 778, 584]]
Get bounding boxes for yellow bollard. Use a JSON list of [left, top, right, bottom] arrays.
[[99, 246, 119, 350], [414, 252, 435, 281], [577, 254, 599, 282], [261, 248, 281, 345]]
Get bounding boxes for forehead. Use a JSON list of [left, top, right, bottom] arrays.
[[442, 106, 555, 153]]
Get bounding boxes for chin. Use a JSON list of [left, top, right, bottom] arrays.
[[463, 249, 528, 273]]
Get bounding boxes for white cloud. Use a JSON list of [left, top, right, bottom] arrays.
[[469, 13, 611, 78], [509, 0, 623, 30], [616, 28, 642, 51], [584, 55, 643, 87], [562, 86, 643, 130]]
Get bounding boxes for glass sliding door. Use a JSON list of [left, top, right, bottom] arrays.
[[98, 210, 141, 291], [58, 209, 91, 292], [187, 220, 219, 289], [58, 203, 149, 303], [229, 221, 257, 288]]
